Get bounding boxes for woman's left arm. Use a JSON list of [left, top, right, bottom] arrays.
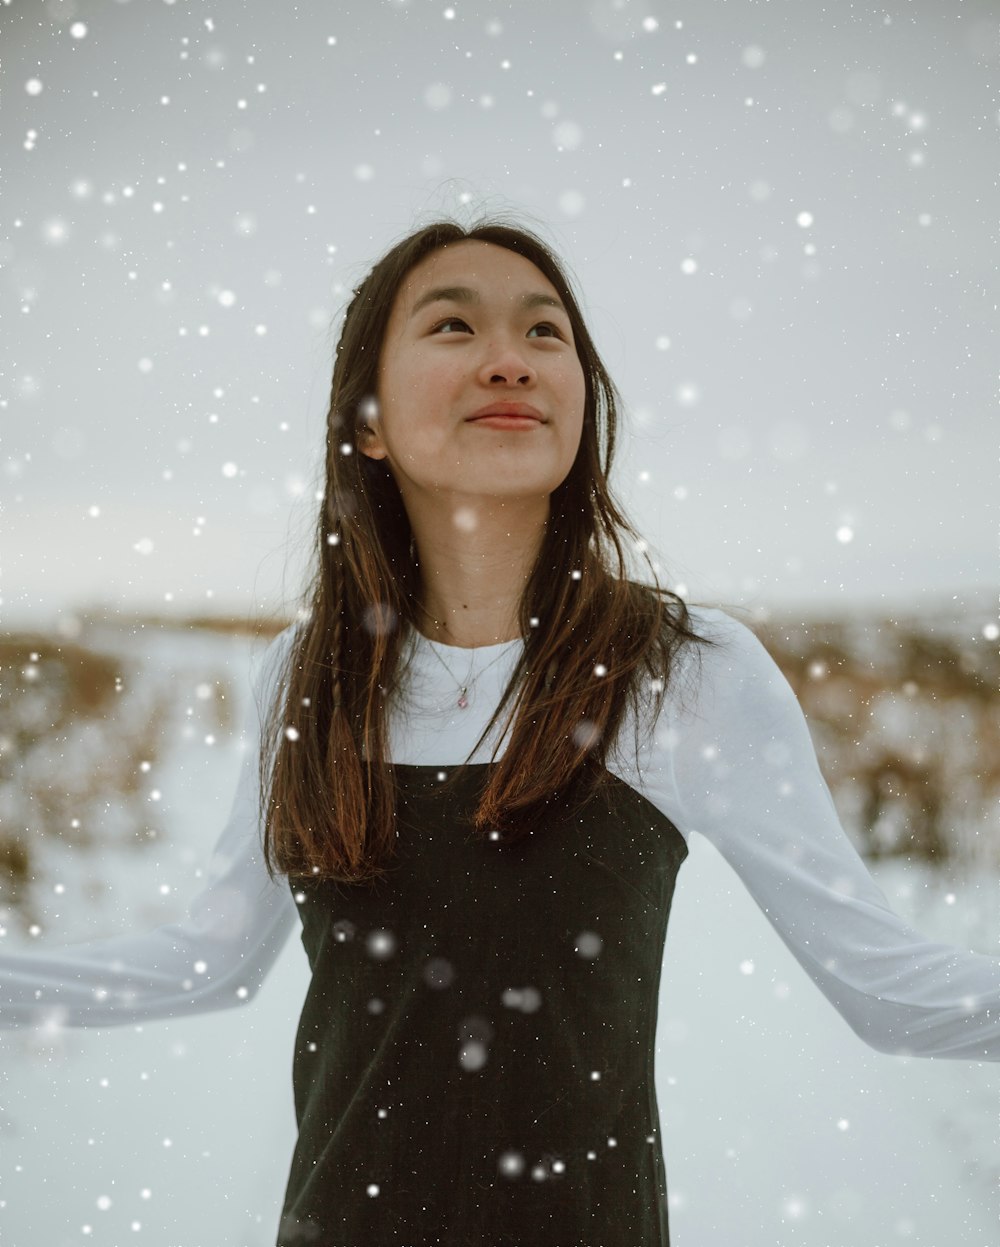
[[662, 610, 1000, 1061]]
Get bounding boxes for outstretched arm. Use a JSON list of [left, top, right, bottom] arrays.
[[0, 631, 299, 1030], [663, 609, 1000, 1061]]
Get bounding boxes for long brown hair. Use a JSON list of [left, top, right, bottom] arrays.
[[260, 215, 718, 884]]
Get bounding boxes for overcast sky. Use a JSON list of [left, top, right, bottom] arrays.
[[3, 0, 998, 627]]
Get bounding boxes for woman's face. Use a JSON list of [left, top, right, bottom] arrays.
[[361, 240, 587, 519]]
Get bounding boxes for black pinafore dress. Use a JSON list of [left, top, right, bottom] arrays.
[[276, 761, 688, 1247]]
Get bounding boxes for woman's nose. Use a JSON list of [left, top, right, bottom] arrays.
[[477, 341, 536, 385]]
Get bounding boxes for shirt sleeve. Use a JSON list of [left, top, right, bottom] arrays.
[[662, 608, 1000, 1061], [0, 629, 299, 1031]]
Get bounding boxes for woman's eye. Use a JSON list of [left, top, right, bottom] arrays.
[[432, 317, 471, 334], [527, 322, 561, 339]]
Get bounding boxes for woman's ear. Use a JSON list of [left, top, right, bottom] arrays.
[[357, 424, 388, 461]]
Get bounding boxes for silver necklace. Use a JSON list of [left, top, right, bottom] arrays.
[[422, 636, 514, 709]]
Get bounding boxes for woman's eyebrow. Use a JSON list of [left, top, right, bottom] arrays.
[[408, 285, 568, 320]]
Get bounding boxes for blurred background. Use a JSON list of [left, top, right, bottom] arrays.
[[1, 0, 998, 1244]]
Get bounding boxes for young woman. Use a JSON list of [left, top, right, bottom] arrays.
[[2, 218, 998, 1247]]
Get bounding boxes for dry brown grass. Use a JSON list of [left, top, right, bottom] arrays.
[[80, 611, 292, 640], [0, 634, 178, 929], [754, 615, 1000, 866]]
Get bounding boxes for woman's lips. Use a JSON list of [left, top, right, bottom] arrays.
[[467, 402, 544, 422]]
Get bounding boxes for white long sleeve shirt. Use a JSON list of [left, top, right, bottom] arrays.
[[1, 607, 997, 1059]]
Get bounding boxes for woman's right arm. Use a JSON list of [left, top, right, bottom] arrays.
[[0, 630, 299, 1030]]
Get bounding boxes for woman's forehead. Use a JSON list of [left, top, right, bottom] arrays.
[[395, 240, 557, 308]]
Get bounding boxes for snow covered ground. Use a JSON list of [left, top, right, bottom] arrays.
[[1, 623, 997, 1246]]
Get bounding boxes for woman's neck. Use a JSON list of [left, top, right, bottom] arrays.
[[408, 501, 546, 649]]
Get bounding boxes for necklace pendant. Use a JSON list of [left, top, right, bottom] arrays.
[[457, 690, 469, 709]]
